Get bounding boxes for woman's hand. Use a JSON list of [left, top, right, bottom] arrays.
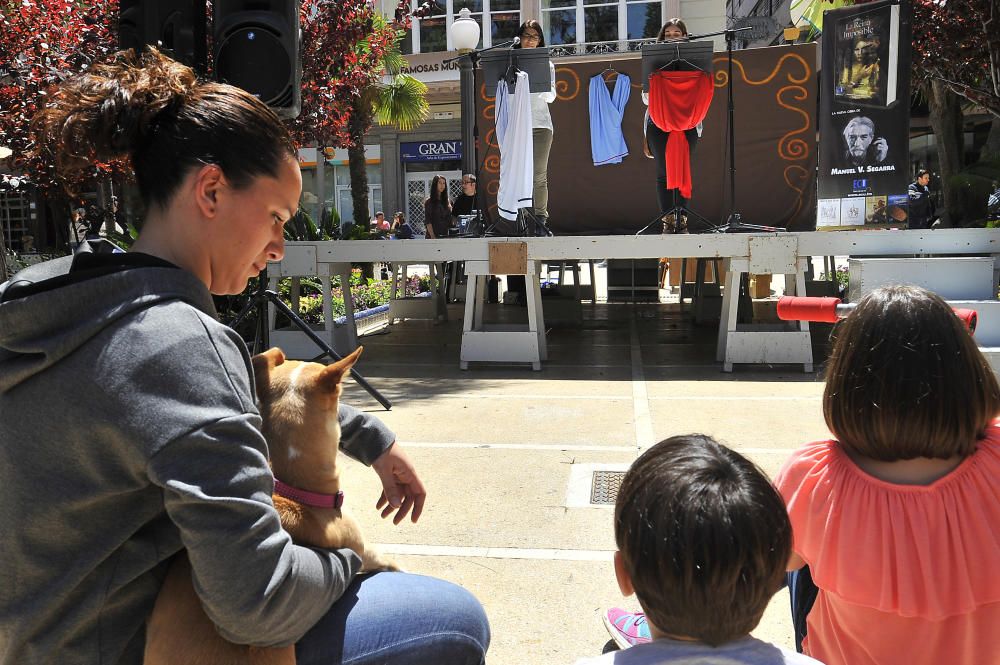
[[372, 442, 426, 524]]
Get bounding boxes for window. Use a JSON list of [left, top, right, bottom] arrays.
[[541, 0, 662, 46], [333, 165, 382, 225], [0, 191, 31, 252], [403, 0, 521, 53]]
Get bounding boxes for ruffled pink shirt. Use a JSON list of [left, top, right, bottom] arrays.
[[774, 424, 1000, 665]]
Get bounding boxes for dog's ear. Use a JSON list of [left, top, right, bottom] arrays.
[[251, 347, 286, 397], [316, 346, 363, 393]]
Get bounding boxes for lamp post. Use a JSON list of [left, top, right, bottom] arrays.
[[450, 8, 481, 177]]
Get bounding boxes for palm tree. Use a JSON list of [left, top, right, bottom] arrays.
[[349, 20, 429, 228]]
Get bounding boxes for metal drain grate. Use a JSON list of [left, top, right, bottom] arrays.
[[591, 470, 626, 505]]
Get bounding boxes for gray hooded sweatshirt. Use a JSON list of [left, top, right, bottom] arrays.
[[0, 250, 395, 664]]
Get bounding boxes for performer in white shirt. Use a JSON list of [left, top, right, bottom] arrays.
[[515, 20, 556, 231], [495, 70, 534, 222]]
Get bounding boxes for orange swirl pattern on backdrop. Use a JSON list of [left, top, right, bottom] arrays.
[[713, 51, 813, 224]]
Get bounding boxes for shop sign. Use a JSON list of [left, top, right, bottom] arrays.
[[400, 140, 462, 162]]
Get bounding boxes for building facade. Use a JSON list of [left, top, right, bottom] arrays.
[[300, 0, 727, 230]]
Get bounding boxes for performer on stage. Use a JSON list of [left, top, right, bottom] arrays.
[[515, 20, 557, 232], [423, 175, 452, 239], [642, 18, 702, 234]]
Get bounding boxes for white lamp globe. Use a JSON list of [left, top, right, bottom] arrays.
[[451, 7, 481, 52]]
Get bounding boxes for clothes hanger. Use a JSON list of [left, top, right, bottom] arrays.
[[504, 49, 519, 86], [657, 43, 702, 72]]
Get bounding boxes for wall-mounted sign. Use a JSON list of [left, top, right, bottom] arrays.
[[400, 140, 462, 162], [400, 53, 461, 83]]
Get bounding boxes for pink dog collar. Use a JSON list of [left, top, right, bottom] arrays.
[[273, 479, 344, 509]]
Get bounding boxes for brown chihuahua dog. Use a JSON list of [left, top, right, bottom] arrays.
[[144, 346, 396, 665]]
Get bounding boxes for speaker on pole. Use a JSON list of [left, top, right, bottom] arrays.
[[118, 0, 207, 74], [212, 0, 302, 119]]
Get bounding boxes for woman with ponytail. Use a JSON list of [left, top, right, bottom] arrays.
[[0, 49, 489, 665]]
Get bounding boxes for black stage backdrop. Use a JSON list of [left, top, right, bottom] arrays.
[[474, 43, 818, 234]]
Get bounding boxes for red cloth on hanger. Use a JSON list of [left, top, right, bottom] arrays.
[[648, 71, 714, 199]]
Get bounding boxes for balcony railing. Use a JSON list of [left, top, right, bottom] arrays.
[[547, 38, 657, 58]]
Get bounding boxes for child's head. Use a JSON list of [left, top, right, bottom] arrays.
[[614, 434, 791, 646], [824, 285, 1000, 461]]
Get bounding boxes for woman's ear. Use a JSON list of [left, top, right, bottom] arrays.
[[614, 551, 635, 597], [192, 164, 225, 218]]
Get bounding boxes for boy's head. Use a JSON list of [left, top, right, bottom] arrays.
[[613, 435, 791, 646]]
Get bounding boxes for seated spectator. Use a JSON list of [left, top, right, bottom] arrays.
[[584, 435, 820, 665], [370, 211, 389, 232], [776, 285, 1000, 664], [391, 211, 418, 239]]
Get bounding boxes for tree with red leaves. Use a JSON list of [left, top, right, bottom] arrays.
[[0, 0, 400, 247], [833, 0, 997, 224], [0, 0, 119, 195], [290, 0, 398, 149], [909, 0, 999, 224], [911, 0, 999, 118]]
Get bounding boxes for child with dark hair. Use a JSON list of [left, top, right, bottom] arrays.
[[582, 435, 821, 664], [775, 285, 1000, 665]]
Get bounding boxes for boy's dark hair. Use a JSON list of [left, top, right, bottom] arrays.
[[615, 435, 791, 646], [824, 285, 1000, 461]]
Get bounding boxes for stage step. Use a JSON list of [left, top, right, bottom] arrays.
[[848, 257, 997, 302], [847, 258, 1000, 375], [948, 300, 1000, 376]]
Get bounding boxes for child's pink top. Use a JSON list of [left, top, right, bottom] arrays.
[[774, 423, 1000, 665]]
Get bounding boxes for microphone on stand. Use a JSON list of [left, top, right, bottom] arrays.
[[511, 36, 520, 46], [776, 296, 978, 334]]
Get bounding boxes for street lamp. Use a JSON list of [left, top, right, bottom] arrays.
[[449, 8, 480, 177]]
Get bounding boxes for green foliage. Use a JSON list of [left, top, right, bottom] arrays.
[[279, 271, 432, 325], [105, 221, 140, 250], [340, 222, 386, 240], [284, 207, 344, 241], [819, 266, 850, 298], [2, 249, 67, 276], [947, 158, 1000, 226], [373, 74, 429, 132]]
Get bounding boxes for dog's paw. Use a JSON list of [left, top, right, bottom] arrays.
[[361, 548, 401, 573]]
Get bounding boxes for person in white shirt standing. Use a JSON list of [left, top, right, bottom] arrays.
[[515, 21, 556, 232]]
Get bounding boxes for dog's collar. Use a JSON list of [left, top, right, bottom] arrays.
[[273, 479, 344, 509]]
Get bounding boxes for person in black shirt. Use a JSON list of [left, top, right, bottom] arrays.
[[451, 174, 477, 220], [907, 169, 935, 230], [423, 175, 452, 239]]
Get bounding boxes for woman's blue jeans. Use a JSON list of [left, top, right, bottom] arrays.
[[296, 571, 490, 665]]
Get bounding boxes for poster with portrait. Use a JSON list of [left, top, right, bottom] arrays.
[[817, 0, 911, 229]]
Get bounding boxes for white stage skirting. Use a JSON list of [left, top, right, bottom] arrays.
[[269, 229, 1000, 371]]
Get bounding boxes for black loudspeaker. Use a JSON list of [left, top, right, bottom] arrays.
[[118, 1, 207, 72], [213, 0, 301, 119]]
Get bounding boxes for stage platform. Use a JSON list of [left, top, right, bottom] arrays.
[[269, 229, 1000, 371]]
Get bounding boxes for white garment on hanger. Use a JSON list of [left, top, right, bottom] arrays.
[[495, 70, 534, 221]]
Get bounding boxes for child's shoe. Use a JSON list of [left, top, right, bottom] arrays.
[[603, 608, 651, 649]]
